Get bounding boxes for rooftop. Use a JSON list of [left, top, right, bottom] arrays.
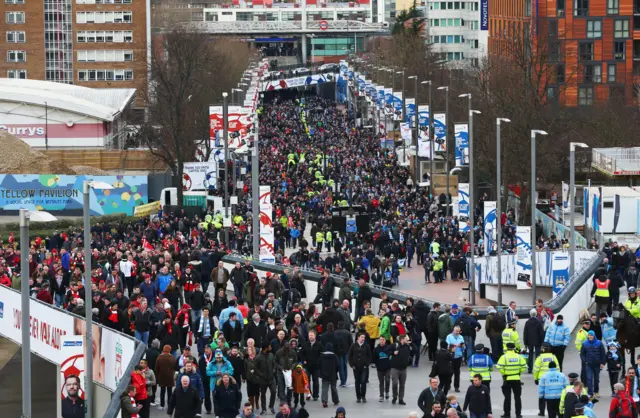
[[0, 79, 136, 122], [592, 147, 640, 176]]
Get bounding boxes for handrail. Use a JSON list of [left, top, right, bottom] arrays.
[[103, 342, 147, 418], [222, 250, 604, 319]]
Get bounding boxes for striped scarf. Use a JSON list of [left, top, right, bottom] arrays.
[[198, 315, 210, 337], [129, 396, 138, 418]]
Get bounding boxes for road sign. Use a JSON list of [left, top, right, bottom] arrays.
[[319, 20, 329, 30]]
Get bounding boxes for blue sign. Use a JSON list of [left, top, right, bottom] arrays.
[[454, 123, 469, 166], [63, 340, 83, 347], [481, 0, 489, 30], [346, 217, 357, 233], [0, 301, 3, 319]]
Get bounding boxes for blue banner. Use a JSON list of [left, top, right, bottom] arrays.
[[405, 98, 416, 126], [481, 0, 489, 30], [377, 86, 385, 108], [393, 92, 403, 121], [0, 174, 148, 216], [454, 123, 469, 166]]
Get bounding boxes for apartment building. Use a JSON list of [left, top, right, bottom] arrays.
[[488, 0, 639, 106], [0, 0, 149, 107]]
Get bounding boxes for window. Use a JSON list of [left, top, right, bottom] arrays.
[[584, 64, 602, 83], [547, 86, 558, 103], [76, 11, 132, 23], [579, 42, 594, 60], [614, 40, 626, 59], [578, 86, 594, 105], [557, 64, 565, 83], [549, 40, 561, 61], [575, 0, 589, 16], [78, 69, 133, 81], [6, 31, 26, 42], [608, 63, 616, 82], [614, 19, 629, 38], [587, 20, 601, 38], [7, 50, 26, 62], [7, 69, 26, 79], [77, 31, 133, 43], [608, 0, 619, 14], [525, 0, 531, 16], [6, 0, 25, 3], [77, 50, 133, 62], [6, 11, 25, 23], [557, 0, 565, 16]]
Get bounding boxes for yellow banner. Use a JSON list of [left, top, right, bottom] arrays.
[[133, 201, 160, 217]]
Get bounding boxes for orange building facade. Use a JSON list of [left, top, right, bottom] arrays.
[[488, 0, 639, 106]]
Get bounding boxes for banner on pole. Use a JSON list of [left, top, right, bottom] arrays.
[[259, 185, 275, 263], [405, 98, 416, 126], [551, 252, 570, 296], [454, 123, 469, 166], [434, 113, 447, 152], [483, 201, 497, 255], [516, 226, 532, 290], [417, 105, 431, 158], [393, 92, 403, 121], [458, 183, 470, 233], [384, 88, 394, 116]]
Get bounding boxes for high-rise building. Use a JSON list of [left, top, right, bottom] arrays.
[[0, 0, 149, 107], [488, 0, 637, 106]]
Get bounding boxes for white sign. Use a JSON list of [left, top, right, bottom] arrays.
[[259, 185, 275, 263], [458, 183, 470, 233], [562, 182, 570, 212], [483, 201, 497, 255], [0, 125, 46, 136], [516, 226, 532, 290], [183, 162, 217, 191]]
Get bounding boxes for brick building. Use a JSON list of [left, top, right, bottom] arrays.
[[0, 0, 149, 107], [488, 0, 638, 106]]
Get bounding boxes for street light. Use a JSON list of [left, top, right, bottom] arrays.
[[496, 117, 511, 306], [438, 86, 450, 214], [223, 92, 230, 248], [531, 129, 548, 305], [422, 81, 432, 190], [20, 209, 57, 418], [569, 142, 588, 278], [396, 70, 405, 121], [459, 93, 479, 304], [408, 75, 418, 181], [82, 180, 113, 418]]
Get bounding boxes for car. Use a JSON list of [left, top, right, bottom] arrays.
[[292, 67, 310, 75], [318, 63, 339, 73], [262, 71, 283, 81]]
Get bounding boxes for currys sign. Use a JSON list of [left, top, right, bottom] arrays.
[[481, 0, 489, 30]]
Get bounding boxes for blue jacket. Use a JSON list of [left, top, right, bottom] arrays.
[[61, 252, 70, 271], [544, 322, 571, 347], [156, 273, 174, 294], [580, 339, 606, 365], [139, 281, 157, 304], [601, 317, 616, 343], [538, 368, 568, 399], [449, 310, 462, 323], [175, 369, 205, 399], [219, 306, 244, 330], [206, 358, 235, 390]]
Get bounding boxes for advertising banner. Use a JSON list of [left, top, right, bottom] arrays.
[[133, 201, 161, 218], [454, 123, 469, 166], [0, 175, 148, 216], [0, 286, 136, 390], [384, 88, 394, 116], [259, 185, 275, 263], [434, 113, 447, 153], [458, 183, 470, 233], [209, 105, 252, 149], [377, 86, 385, 108], [261, 73, 336, 92], [584, 187, 589, 226], [515, 226, 532, 290], [551, 252, 570, 296], [417, 105, 431, 158], [405, 98, 416, 126], [183, 162, 217, 191], [452, 196, 460, 217], [400, 123, 412, 145], [60, 335, 85, 417], [483, 201, 497, 255], [562, 182, 570, 212], [393, 92, 403, 121], [480, 0, 489, 30]]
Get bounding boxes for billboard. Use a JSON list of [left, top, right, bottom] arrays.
[[0, 175, 147, 216], [454, 123, 469, 166], [209, 105, 252, 149], [60, 335, 85, 417], [417, 105, 431, 158], [458, 183, 470, 233], [434, 113, 447, 152], [259, 185, 275, 263], [182, 162, 217, 191], [515, 226, 532, 290], [551, 252, 570, 296], [0, 285, 136, 391], [261, 73, 337, 91], [483, 201, 497, 255]]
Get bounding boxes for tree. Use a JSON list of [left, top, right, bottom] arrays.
[[392, 0, 425, 36], [137, 28, 251, 205]]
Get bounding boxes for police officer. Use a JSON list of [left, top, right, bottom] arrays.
[[534, 345, 560, 417], [572, 403, 588, 418], [624, 287, 640, 318], [537, 361, 568, 418], [316, 229, 324, 251], [502, 320, 522, 353], [497, 342, 527, 418], [591, 273, 611, 317], [468, 344, 493, 389], [559, 373, 587, 418], [325, 229, 333, 253], [575, 320, 591, 383]]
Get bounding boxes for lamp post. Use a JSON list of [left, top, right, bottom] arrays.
[[438, 86, 450, 214], [44, 101, 49, 151], [408, 75, 418, 181], [496, 117, 511, 306], [459, 93, 480, 305], [422, 80, 432, 191], [20, 209, 57, 418], [82, 180, 113, 418], [531, 129, 548, 304], [223, 92, 230, 248], [252, 115, 260, 260], [397, 70, 405, 122], [570, 142, 588, 278]]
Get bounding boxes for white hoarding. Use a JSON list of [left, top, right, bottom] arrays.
[[483, 201, 497, 255], [183, 162, 217, 191], [515, 226, 532, 290], [458, 183, 470, 233]]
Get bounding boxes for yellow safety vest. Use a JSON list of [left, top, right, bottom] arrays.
[[316, 232, 324, 243], [496, 351, 526, 381], [575, 329, 588, 351], [326, 231, 333, 242], [624, 298, 640, 318], [468, 353, 492, 381], [533, 352, 559, 380], [594, 278, 610, 298], [501, 328, 522, 352]]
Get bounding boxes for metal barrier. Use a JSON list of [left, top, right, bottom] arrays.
[[222, 250, 605, 319]]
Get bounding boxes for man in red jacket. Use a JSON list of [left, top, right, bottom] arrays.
[[36, 283, 54, 304], [131, 365, 150, 418]]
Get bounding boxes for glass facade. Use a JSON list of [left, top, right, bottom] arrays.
[[45, 0, 74, 83], [310, 37, 364, 56]]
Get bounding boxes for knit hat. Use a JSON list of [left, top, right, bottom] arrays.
[[451, 304, 458, 309], [215, 349, 223, 357], [163, 345, 172, 353], [587, 330, 596, 337]]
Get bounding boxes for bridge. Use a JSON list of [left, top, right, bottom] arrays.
[[190, 19, 389, 34]]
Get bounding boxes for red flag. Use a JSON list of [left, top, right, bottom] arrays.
[[142, 238, 153, 251]]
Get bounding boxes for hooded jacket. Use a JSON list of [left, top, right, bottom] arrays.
[[176, 367, 205, 399], [580, 334, 606, 366], [319, 344, 339, 383], [205, 350, 234, 391], [213, 376, 242, 418]]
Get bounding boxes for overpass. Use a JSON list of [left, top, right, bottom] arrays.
[[191, 19, 389, 34]]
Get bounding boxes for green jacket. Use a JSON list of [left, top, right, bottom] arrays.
[[379, 315, 391, 340], [438, 313, 454, 340]]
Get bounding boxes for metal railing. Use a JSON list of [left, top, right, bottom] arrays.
[[104, 342, 147, 418], [190, 19, 389, 33]]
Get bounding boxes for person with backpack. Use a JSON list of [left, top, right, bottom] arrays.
[[454, 308, 480, 361], [485, 308, 506, 363], [610, 382, 638, 418]]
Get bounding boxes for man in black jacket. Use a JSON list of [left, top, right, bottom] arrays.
[[194, 308, 217, 356], [348, 332, 372, 403], [390, 334, 412, 405], [523, 310, 545, 373], [168, 375, 202, 418], [198, 346, 214, 414], [426, 303, 441, 361], [222, 312, 243, 345], [356, 279, 373, 322], [418, 377, 447, 418], [243, 313, 267, 348], [373, 335, 393, 401], [300, 329, 324, 401], [463, 374, 491, 418]]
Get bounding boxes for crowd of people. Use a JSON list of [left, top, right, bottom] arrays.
[[4, 92, 640, 418]]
